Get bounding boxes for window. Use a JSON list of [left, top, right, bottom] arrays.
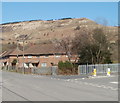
[[55, 54, 61, 58], [28, 56, 32, 58], [36, 56, 40, 58], [41, 63, 47, 67], [55, 55, 61, 58], [44, 55, 49, 58]]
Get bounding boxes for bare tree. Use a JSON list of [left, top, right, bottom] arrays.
[[92, 28, 112, 64], [95, 17, 108, 26], [72, 28, 112, 64], [71, 30, 93, 64], [56, 37, 72, 62]]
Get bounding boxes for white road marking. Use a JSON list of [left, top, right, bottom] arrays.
[[45, 76, 118, 91], [109, 86, 118, 90], [66, 79, 70, 81], [97, 85, 103, 88], [88, 75, 115, 79], [110, 82, 118, 84]]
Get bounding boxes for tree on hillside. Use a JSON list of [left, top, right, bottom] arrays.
[[95, 17, 108, 26]]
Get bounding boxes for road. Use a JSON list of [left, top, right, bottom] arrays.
[[1, 71, 118, 101]]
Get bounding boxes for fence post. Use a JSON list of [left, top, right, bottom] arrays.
[[86, 64, 88, 74], [78, 65, 80, 75]]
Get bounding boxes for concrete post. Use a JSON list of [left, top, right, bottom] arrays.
[[107, 68, 111, 76], [93, 68, 96, 76]]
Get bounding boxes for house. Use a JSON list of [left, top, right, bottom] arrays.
[[22, 44, 69, 68], [0, 44, 76, 68], [0, 48, 23, 68]]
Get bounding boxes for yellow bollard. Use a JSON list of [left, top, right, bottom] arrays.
[[93, 68, 96, 76], [107, 68, 111, 76]]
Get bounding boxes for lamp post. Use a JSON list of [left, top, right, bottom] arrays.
[[23, 39, 25, 74], [16, 39, 19, 72], [19, 34, 28, 74]]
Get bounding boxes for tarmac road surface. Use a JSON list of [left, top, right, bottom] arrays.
[[1, 71, 118, 101]]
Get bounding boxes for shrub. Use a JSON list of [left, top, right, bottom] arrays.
[[12, 59, 17, 64], [58, 61, 74, 74], [58, 61, 65, 70], [74, 26, 80, 30], [64, 61, 73, 70], [59, 18, 72, 20]]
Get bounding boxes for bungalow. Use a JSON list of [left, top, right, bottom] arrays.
[[0, 44, 76, 68]]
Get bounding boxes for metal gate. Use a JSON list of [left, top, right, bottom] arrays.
[[51, 66, 58, 75]]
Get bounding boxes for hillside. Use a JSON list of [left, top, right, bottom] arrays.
[[0, 18, 118, 62]]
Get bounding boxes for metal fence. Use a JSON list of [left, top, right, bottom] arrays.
[[1, 66, 58, 75], [78, 63, 119, 75]]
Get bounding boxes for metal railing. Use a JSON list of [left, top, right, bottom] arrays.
[[78, 63, 119, 75]]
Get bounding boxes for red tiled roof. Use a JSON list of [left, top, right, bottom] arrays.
[[1, 48, 22, 57], [24, 44, 66, 55], [1, 44, 66, 57]]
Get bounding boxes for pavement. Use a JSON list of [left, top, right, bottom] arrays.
[[1, 71, 119, 101]]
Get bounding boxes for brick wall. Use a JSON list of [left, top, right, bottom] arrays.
[[3, 54, 69, 67]]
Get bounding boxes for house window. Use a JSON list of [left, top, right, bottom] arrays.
[[41, 63, 47, 67], [55, 55, 61, 58], [44, 55, 49, 58], [36, 56, 40, 58], [28, 56, 32, 58]]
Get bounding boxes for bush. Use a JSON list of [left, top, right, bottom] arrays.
[[64, 61, 73, 70], [59, 17, 72, 20], [58, 61, 65, 70], [74, 26, 80, 30], [58, 61, 74, 74], [12, 59, 17, 64]]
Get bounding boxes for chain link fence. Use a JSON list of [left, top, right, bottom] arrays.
[[1, 63, 119, 76], [78, 63, 119, 75]]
